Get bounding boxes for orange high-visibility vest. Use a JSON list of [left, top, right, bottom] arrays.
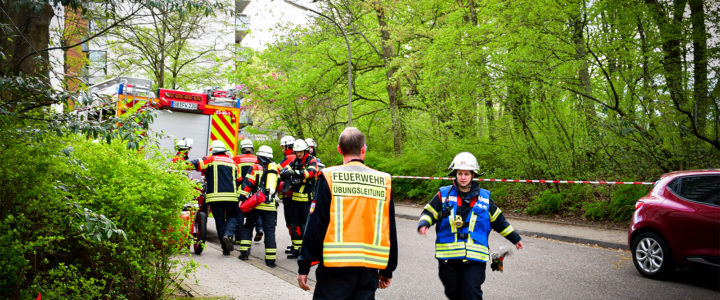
[[322, 161, 392, 269]]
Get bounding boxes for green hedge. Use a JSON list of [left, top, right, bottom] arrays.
[[0, 132, 198, 299]]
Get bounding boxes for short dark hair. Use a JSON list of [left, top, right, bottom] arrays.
[[338, 127, 365, 156]]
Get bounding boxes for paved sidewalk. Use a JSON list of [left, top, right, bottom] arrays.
[[175, 218, 313, 299], [395, 203, 628, 250]]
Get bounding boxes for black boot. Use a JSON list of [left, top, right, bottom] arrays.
[[285, 245, 293, 254], [287, 249, 299, 259], [254, 230, 264, 242], [238, 251, 249, 261], [266, 259, 276, 268]]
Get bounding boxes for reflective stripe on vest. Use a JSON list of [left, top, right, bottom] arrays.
[[322, 162, 392, 269]]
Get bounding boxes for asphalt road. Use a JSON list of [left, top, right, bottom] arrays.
[[206, 206, 719, 299]]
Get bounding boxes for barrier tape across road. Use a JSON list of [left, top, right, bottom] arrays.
[[391, 175, 656, 185]]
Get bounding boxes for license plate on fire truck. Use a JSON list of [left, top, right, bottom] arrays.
[[171, 101, 197, 110]]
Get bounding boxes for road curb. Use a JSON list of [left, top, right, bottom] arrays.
[[395, 213, 628, 251]]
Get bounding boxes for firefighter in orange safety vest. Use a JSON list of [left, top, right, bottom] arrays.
[[233, 139, 264, 243], [280, 138, 318, 259], [190, 140, 242, 256], [297, 127, 397, 297], [417, 152, 524, 300], [237, 145, 281, 267]]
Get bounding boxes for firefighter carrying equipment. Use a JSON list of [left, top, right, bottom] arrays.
[[210, 140, 228, 154], [321, 161, 393, 269], [240, 160, 280, 211], [448, 151, 480, 176], [192, 153, 240, 203], [281, 152, 318, 202]]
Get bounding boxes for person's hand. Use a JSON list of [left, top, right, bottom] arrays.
[[280, 168, 293, 179], [378, 275, 392, 289], [515, 241, 524, 250], [297, 274, 311, 290], [418, 226, 429, 235], [293, 170, 305, 179]]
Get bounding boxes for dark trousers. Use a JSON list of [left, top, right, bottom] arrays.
[[438, 260, 486, 300], [235, 210, 263, 238], [209, 201, 238, 245], [284, 200, 311, 250], [313, 265, 379, 300], [239, 210, 277, 261]]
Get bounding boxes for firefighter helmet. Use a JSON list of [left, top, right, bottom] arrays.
[[210, 140, 227, 154], [448, 152, 480, 176], [305, 138, 317, 148], [240, 139, 254, 150], [280, 135, 295, 147], [293, 139, 309, 152], [176, 138, 193, 150], [256, 145, 273, 159]]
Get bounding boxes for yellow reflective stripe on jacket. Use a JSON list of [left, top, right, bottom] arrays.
[[424, 203, 438, 219], [469, 214, 477, 232], [435, 242, 465, 250], [292, 193, 310, 201], [419, 215, 432, 224], [499, 225, 514, 237], [206, 192, 239, 202], [489, 208, 502, 222]]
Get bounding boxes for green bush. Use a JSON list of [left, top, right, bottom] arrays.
[[526, 189, 564, 216], [583, 185, 650, 222], [0, 130, 198, 299]]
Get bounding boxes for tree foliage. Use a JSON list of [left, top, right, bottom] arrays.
[[236, 0, 719, 216]]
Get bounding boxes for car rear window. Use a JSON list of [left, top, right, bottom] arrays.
[[668, 175, 720, 206]]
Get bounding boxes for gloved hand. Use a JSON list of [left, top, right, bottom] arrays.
[[293, 170, 304, 180], [280, 168, 293, 179], [239, 195, 247, 202]]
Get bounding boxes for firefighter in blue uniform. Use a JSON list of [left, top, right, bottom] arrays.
[[417, 152, 523, 300]]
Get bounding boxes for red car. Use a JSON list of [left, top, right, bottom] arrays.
[[628, 169, 720, 278]]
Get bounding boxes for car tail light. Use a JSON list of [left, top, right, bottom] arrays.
[[634, 201, 644, 210]]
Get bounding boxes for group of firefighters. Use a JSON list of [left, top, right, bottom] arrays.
[[175, 135, 321, 268], [175, 127, 523, 300]]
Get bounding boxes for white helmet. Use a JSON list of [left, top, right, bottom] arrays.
[[304, 138, 317, 148], [240, 139, 254, 150], [176, 138, 193, 150], [256, 145, 273, 159], [293, 139, 308, 151], [210, 140, 227, 153], [448, 152, 480, 175], [280, 135, 295, 147]]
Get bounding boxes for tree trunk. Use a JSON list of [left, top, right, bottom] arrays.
[[0, 1, 52, 78], [689, 0, 708, 133], [571, 7, 595, 118], [373, 1, 403, 155]]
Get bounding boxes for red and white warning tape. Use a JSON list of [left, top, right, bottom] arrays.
[[391, 175, 655, 185]]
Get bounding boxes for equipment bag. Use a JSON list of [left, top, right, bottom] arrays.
[[240, 189, 266, 213]]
